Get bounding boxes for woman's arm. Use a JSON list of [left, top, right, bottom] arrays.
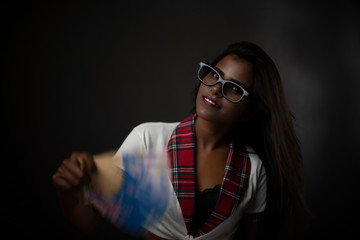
[[236, 212, 263, 240], [52, 152, 104, 233]]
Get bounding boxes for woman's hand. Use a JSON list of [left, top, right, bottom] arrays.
[[52, 152, 103, 233], [52, 152, 96, 195]]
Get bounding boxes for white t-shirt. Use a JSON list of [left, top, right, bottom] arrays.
[[115, 121, 267, 240]]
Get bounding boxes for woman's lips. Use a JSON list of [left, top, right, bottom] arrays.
[[202, 96, 220, 108]]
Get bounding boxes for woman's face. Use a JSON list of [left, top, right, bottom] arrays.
[[196, 54, 254, 126]]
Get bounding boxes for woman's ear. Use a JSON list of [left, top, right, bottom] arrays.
[[241, 104, 259, 122], [240, 113, 252, 122]]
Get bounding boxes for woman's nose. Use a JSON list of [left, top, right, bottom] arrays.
[[210, 83, 222, 97]]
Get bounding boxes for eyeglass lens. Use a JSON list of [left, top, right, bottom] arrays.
[[198, 65, 245, 102]]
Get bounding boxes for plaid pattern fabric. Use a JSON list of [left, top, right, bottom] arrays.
[[167, 114, 197, 230], [167, 114, 251, 236], [242, 212, 264, 223]]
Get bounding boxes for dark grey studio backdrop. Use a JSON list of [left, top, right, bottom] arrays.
[[2, 1, 359, 239]]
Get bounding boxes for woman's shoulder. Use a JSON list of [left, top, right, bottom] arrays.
[[119, 121, 180, 154], [245, 146, 265, 174], [129, 121, 180, 147], [245, 146, 260, 162], [133, 121, 180, 134]]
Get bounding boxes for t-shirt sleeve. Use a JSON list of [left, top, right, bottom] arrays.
[[114, 126, 147, 162], [244, 160, 267, 213]]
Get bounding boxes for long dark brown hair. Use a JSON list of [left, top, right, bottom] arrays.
[[194, 42, 307, 239]]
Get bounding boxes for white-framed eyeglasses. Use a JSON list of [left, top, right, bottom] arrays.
[[197, 62, 250, 103]]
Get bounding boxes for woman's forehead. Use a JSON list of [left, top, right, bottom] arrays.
[[215, 55, 254, 90]]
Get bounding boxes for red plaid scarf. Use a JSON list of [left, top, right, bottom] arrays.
[[167, 114, 251, 236]]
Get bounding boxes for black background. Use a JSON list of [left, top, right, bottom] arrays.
[[2, 1, 360, 239]]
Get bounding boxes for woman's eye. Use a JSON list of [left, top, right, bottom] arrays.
[[231, 86, 243, 95], [211, 72, 219, 79]]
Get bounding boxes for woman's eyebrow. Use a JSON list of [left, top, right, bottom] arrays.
[[214, 66, 248, 90]]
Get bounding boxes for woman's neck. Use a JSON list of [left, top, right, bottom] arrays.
[[194, 117, 232, 151]]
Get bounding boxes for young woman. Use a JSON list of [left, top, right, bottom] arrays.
[[52, 41, 306, 240]]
